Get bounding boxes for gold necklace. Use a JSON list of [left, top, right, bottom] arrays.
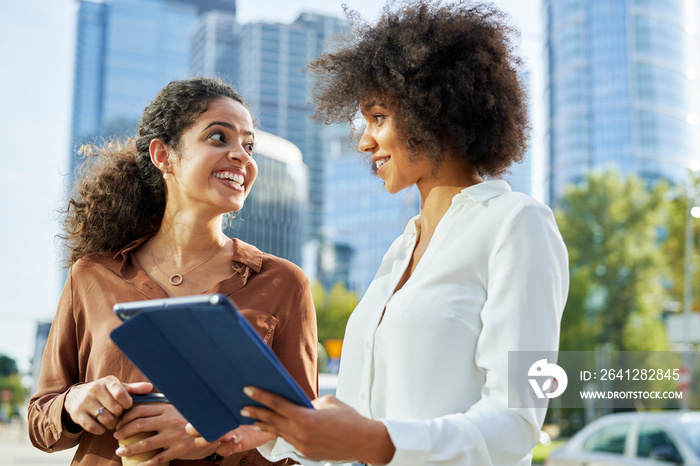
[[150, 239, 226, 286]]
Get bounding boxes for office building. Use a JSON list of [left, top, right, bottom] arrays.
[[226, 131, 308, 265], [69, 0, 311, 266], [544, 0, 699, 203], [70, 0, 237, 172], [321, 126, 421, 294], [191, 12, 348, 246]]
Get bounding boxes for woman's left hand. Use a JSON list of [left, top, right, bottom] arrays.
[[241, 387, 395, 464], [114, 402, 217, 464]]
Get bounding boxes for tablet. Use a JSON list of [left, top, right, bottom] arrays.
[[110, 293, 313, 442]]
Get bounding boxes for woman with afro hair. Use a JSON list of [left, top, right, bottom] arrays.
[[191, 1, 569, 464]]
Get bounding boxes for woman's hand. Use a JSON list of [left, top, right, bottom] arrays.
[[114, 403, 216, 465], [62, 376, 153, 435], [240, 387, 396, 464], [186, 423, 276, 456]]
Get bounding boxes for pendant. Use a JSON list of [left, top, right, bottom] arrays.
[[169, 274, 184, 286]]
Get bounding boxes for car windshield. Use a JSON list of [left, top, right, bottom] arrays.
[[681, 423, 700, 456]]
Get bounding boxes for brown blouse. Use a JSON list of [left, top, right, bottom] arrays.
[[28, 237, 318, 466]]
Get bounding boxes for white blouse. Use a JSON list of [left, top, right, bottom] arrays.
[[261, 180, 569, 465]]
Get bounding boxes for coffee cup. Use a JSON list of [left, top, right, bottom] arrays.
[[118, 393, 170, 466]]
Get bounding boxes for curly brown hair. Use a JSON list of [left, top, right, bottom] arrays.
[[62, 77, 249, 265], [309, 0, 529, 177]]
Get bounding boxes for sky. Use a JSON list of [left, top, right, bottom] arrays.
[[0, 0, 543, 373]]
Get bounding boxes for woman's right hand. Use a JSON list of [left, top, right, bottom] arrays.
[[186, 423, 276, 456], [62, 376, 153, 435]]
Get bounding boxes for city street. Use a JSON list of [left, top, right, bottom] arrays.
[[0, 421, 75, 465]]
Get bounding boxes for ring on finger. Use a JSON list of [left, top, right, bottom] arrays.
[[93, 407, 104, 420]]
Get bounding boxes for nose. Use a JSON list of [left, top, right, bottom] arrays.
[[358, 125, 376, 153], [228, 145, 254, 166]]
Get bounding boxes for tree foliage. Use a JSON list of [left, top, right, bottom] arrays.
[[311, 280, 358, 344], [555, 171, 671, 351], [0, 354, 26, 418], [659, 174, 700, 312], [0, 373, 28, 410], [0, 355, 18, 377]]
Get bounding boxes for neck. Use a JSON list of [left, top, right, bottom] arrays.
[[416, 158, 482, 237], [152, 210, 226, 265]]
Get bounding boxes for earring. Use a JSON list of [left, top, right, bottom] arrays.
[[163, 169, 168, 180]]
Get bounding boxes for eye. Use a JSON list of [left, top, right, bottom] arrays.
[[208, 131, 225, 143], [373, 114, 386, 123], [243, 141, 255, 154]]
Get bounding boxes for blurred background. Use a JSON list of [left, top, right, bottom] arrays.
[[0, 0, 699, 464]]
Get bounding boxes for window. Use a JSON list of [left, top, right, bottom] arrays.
[[637, 423, 681, 460], [582, 422, 630, 454]]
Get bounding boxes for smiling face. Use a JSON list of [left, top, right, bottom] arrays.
[[160, 97, 257, 216], [358, 99, 434, 194]]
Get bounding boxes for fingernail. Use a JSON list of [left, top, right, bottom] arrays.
[[240, 409, 250, 417], [115, 447, 125, 456], [234, 435, 243, 444], [252, 425, 261, 432], [243, 387, 254, 397]]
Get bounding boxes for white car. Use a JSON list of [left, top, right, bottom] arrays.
[[546, 412, 700, 465]]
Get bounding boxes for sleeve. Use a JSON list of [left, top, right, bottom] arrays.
[[382, 203, 569, 466], [259, 274, 330, 466], [27, 267, 85, 452], [271, 273, 318, 401]]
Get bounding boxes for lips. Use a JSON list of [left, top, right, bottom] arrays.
[[374, 157, 390, 170], [214, 170, 245, 189]]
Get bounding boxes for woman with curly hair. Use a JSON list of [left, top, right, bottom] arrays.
[[191, 1, 569, 464], [27, 77, 318, 466]]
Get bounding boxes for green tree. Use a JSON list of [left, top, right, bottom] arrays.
[[0, 355, 18, 377], [311, 280, 358, 344], [555, 171, 670, 351], [0, 355, 27, 419], [659, 175, 700, 312]]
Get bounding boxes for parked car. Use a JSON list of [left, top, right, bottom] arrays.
[[546, 412, 700, 465]]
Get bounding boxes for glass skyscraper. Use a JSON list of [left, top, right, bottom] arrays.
[[191, 12, 348, 245], [544, 0, 699, 203], [322, 126, 421, 294], [69, 0, 308, 265], [227, 131, 307, 265], [70, 0, 237, 172]]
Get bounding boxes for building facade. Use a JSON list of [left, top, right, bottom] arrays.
[[226, 131, 308, 265], [69, 0, 309, 266], [321, 126, 421, 294], [544, 0, 699, 203], [70, 0, 237, 173], [191, 12, 348, 245]]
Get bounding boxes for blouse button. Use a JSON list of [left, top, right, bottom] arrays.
[[240, 460, 247, 466]]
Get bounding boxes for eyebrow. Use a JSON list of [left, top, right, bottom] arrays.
[[203, 121, 254, 139], [361, 101, 387, 113]]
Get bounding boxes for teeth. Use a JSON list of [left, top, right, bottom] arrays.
[[375, 158, 389, 169], [215, 172, 244, 186]]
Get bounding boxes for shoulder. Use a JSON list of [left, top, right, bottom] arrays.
[[488, 189, 552, 215], [260, 253, 309, 286], [70, 252, 121, 277], [233, 238, 309, 287]]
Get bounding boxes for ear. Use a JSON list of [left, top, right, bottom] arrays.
[[149, 138, 170, 174]]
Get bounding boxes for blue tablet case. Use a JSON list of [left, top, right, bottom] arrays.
[[110, 293, 313, 442]]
